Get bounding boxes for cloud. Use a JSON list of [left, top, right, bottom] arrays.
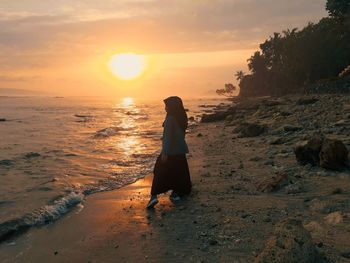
[[0, 75, 39, 82], [0, 0, 328, 54], [0, 0, 328, 95]]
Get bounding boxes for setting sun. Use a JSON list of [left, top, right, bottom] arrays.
[[108, 53, 146, 80]]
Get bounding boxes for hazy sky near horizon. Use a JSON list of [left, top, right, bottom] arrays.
[[0, 0, 327, 98]]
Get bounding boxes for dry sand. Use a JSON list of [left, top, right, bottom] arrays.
[[0, 94, 350, 263]]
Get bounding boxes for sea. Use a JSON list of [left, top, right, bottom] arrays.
[[0, 96, 227, 239]]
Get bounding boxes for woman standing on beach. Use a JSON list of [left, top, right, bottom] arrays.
[[146, 96, 192, 208]]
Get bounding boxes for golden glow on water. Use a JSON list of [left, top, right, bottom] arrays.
[[114, 96, 144, 155], [108, 53, 145, 80], [121, 97, 134, 107], [117, 97, 136, 130], [119, 137, 138, 152], [119, 117, 135, 130], [115, 136, 146, 156]]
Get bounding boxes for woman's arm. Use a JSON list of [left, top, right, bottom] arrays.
[[162, 116, 174, 159]]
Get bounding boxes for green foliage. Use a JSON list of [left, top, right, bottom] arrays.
[[216, 83, 236, 97], [326, 0, 350, 19], [235, 70, 245, 82], [237, 0, 350, 97]]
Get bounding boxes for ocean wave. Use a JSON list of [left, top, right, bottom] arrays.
[[0, 192, 84, 243], [129, 131, 160, 139], [74, 114, 93, 118], [105, 153, 156, 168], [81, 167, 152, 195], [121, 110, 148, 120], [23, 152, 41, 159], [74, 114, 94, 123], [44, 149, 79, 157], [134, 115, 149, 120], [93, 127, 121, 138], [0, 157, 155, 243], [93, 126, 135, 138], [123, 110, 140, 116]]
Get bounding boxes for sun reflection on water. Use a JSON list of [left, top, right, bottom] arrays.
[[117, 136, 138, 154], [119, 117, 135, 130], [121, 97, 134, 108], [114, 97, 144, 156]]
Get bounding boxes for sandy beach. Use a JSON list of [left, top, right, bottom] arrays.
[[1, 94, 350, 263]]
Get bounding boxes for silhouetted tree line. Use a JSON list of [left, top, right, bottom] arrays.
[[236, 0, 350, 97]]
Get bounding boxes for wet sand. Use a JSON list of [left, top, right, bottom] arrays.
[[1, 94, 350, 263]]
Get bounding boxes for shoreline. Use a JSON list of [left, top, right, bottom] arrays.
[[0, 100, 230, 246], [0, 94, 349, 262], [0, 123, 210, 263]]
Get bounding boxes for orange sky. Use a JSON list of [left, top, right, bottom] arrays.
[[0, 0, 327, 98]]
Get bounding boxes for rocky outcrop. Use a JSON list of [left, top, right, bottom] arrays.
[[255, 219, 319, 263], [294, 136, 349, 170], [294, 137, 323, 166], [234, 122, 267, 137], [257, 172, 289, 193], [201, 111, 229, 123], [283, 125, 303, 132], [305, 78, 350, 94], [296, 98, 319, 105], [319, 139, 349, 170]]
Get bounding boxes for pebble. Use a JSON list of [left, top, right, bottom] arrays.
[[234, 239, 241, 244], [200, 245, 209, 252], [331, 188, 342, 194], [263, 217, 272, 223], [264, 160, 275, 166], [250, 157, 261, 162], [209, 240, 218, 246], [241, 213, 249, 219], [341, 252, 350, 259]]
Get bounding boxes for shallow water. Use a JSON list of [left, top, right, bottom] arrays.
[[0, 96, 226, 233]]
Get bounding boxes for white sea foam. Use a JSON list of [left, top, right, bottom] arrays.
[[94, 127, 120, 138], [0, 192, 84, 242], [30, 192, 84, 225]]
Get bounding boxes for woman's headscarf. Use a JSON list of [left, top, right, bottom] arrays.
[[163, 96, 188, 132]]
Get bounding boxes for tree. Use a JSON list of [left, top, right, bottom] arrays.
[[235, 70, 245, 82], [326, 0, 350, 19], [227, 0, 350, 98], [247, 51, 267, 74], [216, 83, 236, 97]]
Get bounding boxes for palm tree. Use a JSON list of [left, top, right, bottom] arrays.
[[235, 70, 245, 82]]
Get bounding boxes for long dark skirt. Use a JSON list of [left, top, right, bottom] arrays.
[[151, 154, 192, 196]]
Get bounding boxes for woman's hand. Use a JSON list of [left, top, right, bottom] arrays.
[[161, 153, 168, 163]]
